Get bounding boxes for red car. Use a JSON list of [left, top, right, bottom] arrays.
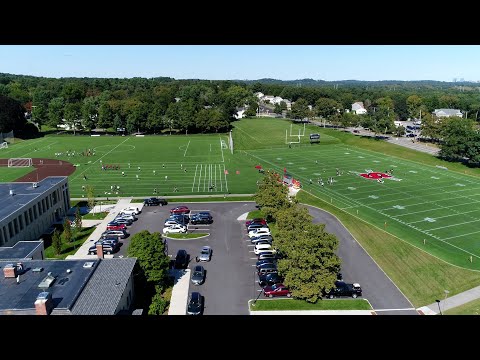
[[170, 206, 190, 215], [246, 218, 267, 227], [106, 224, 127, 231], [263, 283, 291, 298]]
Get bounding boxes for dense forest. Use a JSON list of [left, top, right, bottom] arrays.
[[0, 73, 479, 165]]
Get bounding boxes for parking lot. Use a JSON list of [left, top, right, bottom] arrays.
[[109, 201, 416, 315]]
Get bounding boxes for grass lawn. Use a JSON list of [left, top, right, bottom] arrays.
[[297, 190, 480, 307], [168, 196, 254, 203], [44, 227, 95, 259], [444, 298, 480, 315], [164, 233, 209, 239], [82, 212, 108, 220], [250, 298, 372, 311]]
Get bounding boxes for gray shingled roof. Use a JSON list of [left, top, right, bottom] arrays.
[[434, 108, 462, 116], [71, 258, 136, 315]]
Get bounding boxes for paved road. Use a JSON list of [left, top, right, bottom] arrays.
[[305, 205, 417, 315]]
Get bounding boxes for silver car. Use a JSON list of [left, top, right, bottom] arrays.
[[198, 246, 212, 262]]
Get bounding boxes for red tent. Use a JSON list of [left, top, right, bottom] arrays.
[[255, 165, 262, 169]]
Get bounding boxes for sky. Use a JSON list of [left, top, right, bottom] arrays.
[[0, 45, 479, 82]]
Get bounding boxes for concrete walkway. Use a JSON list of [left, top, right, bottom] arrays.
[[419, 285, 480, 315], [250, 310, 375, 315], [386, 136, 440, 155], [81, 219, 103, 227], [168, 269, 191, 315], [66, 199, 144, 260]]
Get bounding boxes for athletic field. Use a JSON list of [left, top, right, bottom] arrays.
[[2, 118, 480, 269]]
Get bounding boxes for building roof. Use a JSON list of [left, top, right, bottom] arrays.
[[0, 176, 67, 223], [0, 259, 99, 314], [0, 241, 43, 260], [71, 258, 136, 315], [352, 102, 365, 111], [433, 108, 462, 116]]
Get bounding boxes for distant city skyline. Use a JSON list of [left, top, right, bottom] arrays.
[[1, 45, 480, 82]]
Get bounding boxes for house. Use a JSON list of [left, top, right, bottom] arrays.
[[0, 257, 137, 315], [263, 95, 275, 104], [254, 92, 264, 99], [433, 109, 463, 118], [234, 107, 247, 119], [352, 102, 367, 115]]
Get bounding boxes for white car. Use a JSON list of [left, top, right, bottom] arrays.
[[116, 214, 136, 222], [164, 219, 182, 227], [121, 207, 141, 215], [254, 243, 275, 255], [248, 228, 271, 238], [163, 224, 187, 234]]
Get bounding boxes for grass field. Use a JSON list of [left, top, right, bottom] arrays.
[[250, 299, 372, 311], [444, 298, 480, 315]]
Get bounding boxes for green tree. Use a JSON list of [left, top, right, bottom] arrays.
[[0, 95, 27, 132], [74, 207, 82, 235], [439, 94, 460, 109], [254, 171, 293, 222], [86, 185, 95, 210], [47, 97, 65, 128], [62, 217, 72, 243], [127, 230, 170, 284], [52, 229, 62, 256], [290, 98, 309, 120], [63, 102, 82, 135], [406, 95, 423, 119], [439, 117, 476, 162], [315, 97, 342, 119], [421, 113, 442, 141], [148, 290, 168, 315], [98, 101, 113, 129], [82, 96, 98, 130]]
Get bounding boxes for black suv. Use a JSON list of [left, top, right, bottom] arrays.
[[258, 272, 283, 287], [324, 281, 362, 299], [144, 197, 168, 206], [187, 292, 203, 315], [190, 212, 213, 225], [174, 249, 189, 269]]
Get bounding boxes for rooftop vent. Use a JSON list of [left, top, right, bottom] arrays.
[[83, 262, 95, 268], [33, 182, 38, 188], [32, 267, 44, 273], [38, 273, 56, 289], [9, 189, 14, 196]]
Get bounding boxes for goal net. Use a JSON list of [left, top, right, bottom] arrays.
[[0, 142, 7, 149], [8, 158, 33, 167]]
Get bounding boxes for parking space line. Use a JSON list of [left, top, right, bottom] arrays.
[[251, 264, 256, 267], [247, 244, 255, 247], [249, 251, 255, 253], [250, 257, 258, 260]]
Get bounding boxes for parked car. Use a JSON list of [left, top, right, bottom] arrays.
[[256, 259, 276, 269], [88, 241, 119, 255], [254, 243, 274, 255], [164, 219, 182, 227], [248, 228, 271, 238], [100, 238, 120, 247], [174, 250, 189, 269], [170, 206, 190, 214], [144, 197, 168, 206], [258, 272, 283, 287], [101, 230, 127, 239], [186, 292, 203, 315], [247, 223, 268, 232], [191, 265, 206, 285], [245, 218, 267, 227], [263, 283, 291, 298], [115, 214, 136, 222], [253, 239, 272, 246], [190, 212, 213, 225], [169, 214, 190, 225], [324, 281, 362, 299], [113, 218, 132, 226], [106, 223, 127, 231], [258, 252, 277, 261], [163, 224, 187, 234], [257, 264, 278, 276], [251, 235, 273, 244], [198, 246, 212, 262], [121, 207, 141, 215]]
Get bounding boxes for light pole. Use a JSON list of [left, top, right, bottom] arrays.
[[435, 299, 442, 315]]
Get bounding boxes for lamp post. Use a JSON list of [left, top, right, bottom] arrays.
[[435, 299, 442, 315]]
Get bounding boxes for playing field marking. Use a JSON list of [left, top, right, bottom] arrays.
[[347, 187, 356, 190], [442, 229, 480, 241], [214, 163, 217, 190], [392, 205, 405, 210], [220, 139, 225, 163], [0, 137, 48, 155], [223, 164, 229, 193], [70, 137, 131, 181], [408, 209, 480, 224], [219, 164, 223, 192], [192, 164, 198, 192], [234, 125, 263, 144], [425, 218, 480, 232], [393, 199, 480, 218], [197, 164, 202, 192], [184, 140, 190, 157], [203, 163, 207, 192], [210, 144, 212, 152]]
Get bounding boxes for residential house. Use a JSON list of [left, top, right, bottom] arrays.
[[433, 109, 463, 118], [352, 102, 368, 115]]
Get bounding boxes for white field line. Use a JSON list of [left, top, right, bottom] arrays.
[[408, 208, 480, 224], [214, 163, 217, 190], [219, 164, 223, 192], [393, 200, 480, 218], [71, 137, 131, 181], [425, 218, 480, 232], [442, 229, 480, 241], [1, 137, 49, 155], [203, 163, 207, 192], [197, 164, 202, 192], [223, 164, 229, 193], [183, 140, 190, 157], [220, 138, 225, 163], [192, 164, 198, 192]]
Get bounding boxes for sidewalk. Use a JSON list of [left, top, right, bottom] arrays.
[[66, 199, 144, 260], [168, 269, 190, 315], [419, 285, 480, 315]]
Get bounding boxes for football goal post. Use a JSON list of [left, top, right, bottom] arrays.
[[229, 131, 234, 154], [8, 158, 33, 167], [0, 142, 7, 149]]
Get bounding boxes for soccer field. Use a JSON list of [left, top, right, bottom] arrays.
[[0, 134, 263, 197], [243, 144, 480, 270]]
